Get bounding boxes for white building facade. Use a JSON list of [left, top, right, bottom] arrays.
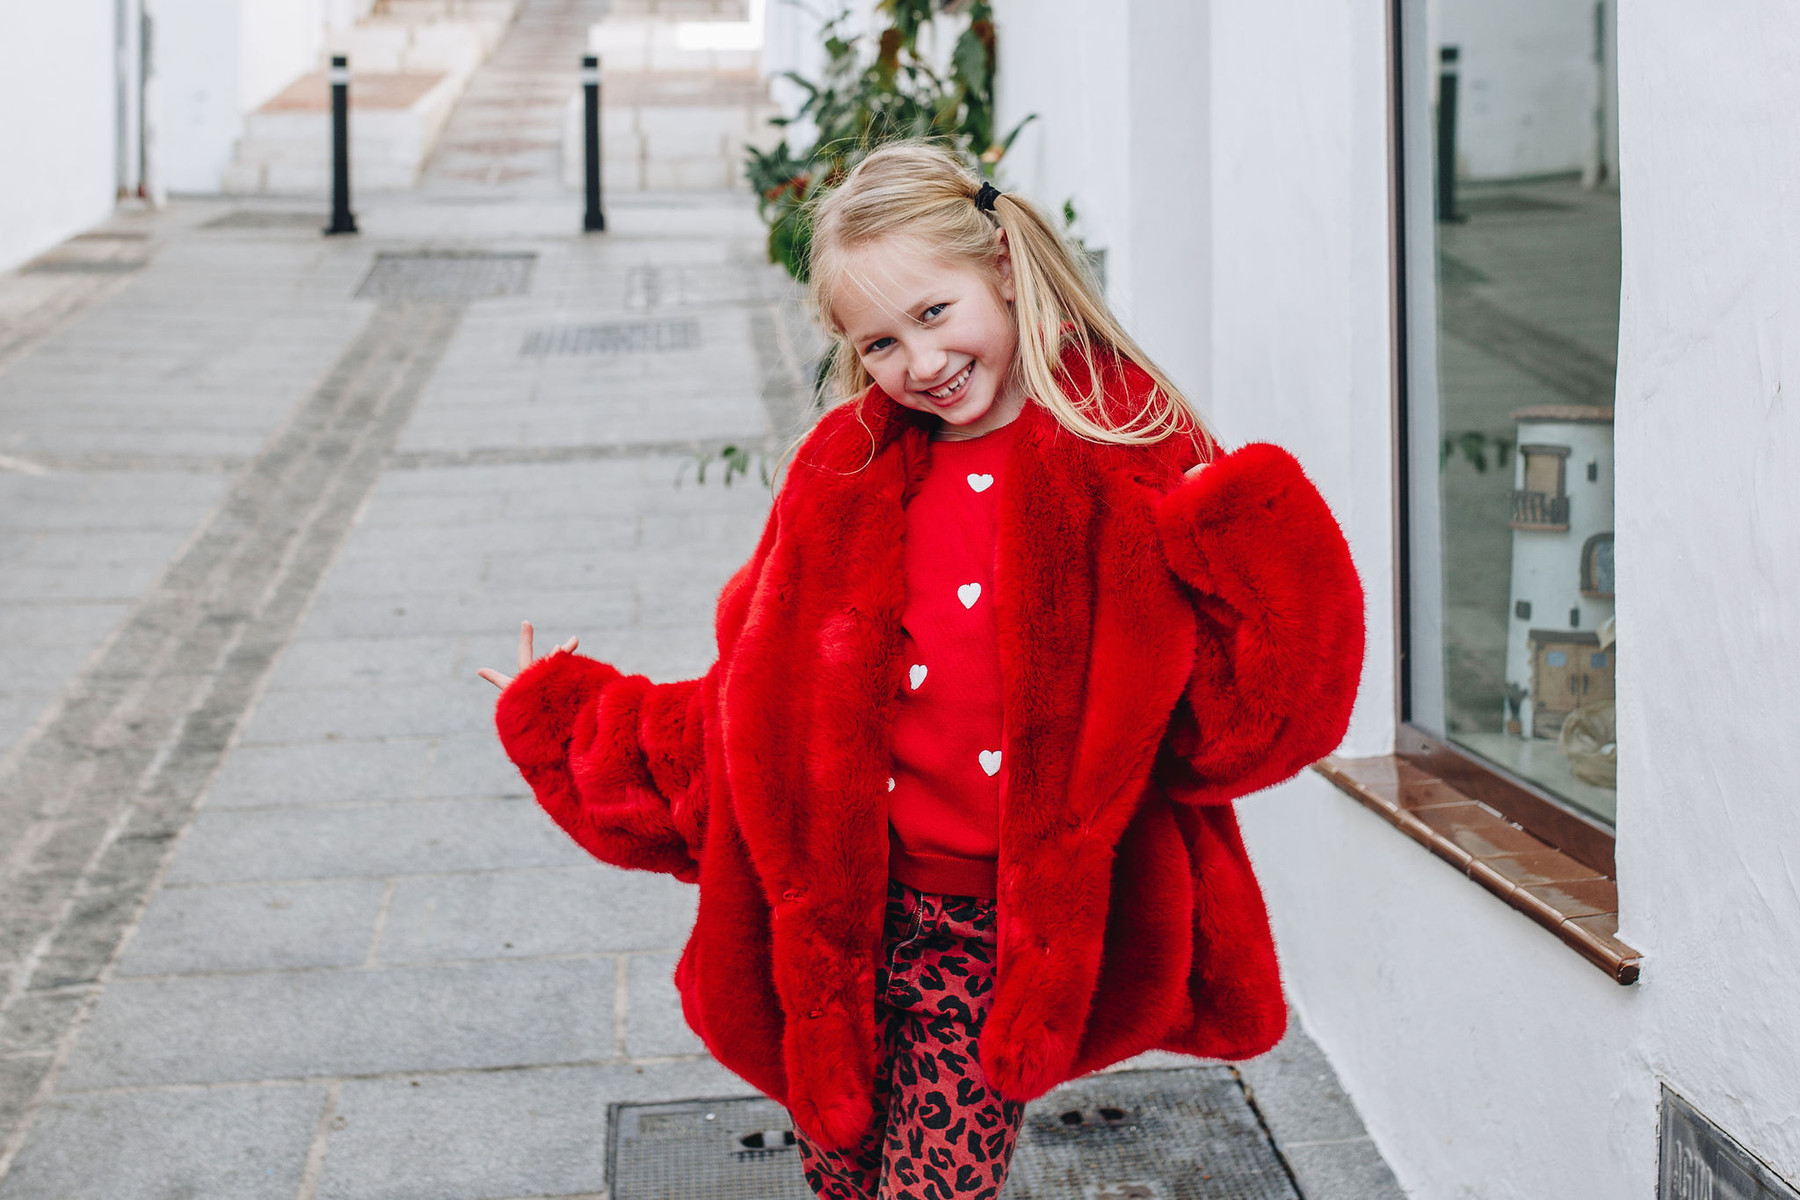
[[0, 0, 373, 273], [973, 0, 1795, 1195]]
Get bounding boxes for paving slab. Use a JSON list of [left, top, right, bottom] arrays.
[[205, 737, 437, 808], [289, 585, 636, 642], [316, 1061, 752, 1200], [626, 950, 707, 1058], [236, 680, 496, 742], [1283, 1137, 1410, 1199], [266, 634, 474, 689], [425, 733, 534, 798], [166, 798, 588, 884], [0, 1084, 325, 1200], [378, 867, 698, 963], [61, 958, 616, 1090], [117, 880, 389, 975]]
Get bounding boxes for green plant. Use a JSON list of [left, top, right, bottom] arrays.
[[745, 0, 1035, 281], [1441, 430, 1514, 473], [675, 443, 773, 488]]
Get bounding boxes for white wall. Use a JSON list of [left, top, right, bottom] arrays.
[[1438, 0, 1604, 181], [157, 0, 243, 192], [991, 0, 1130, 301], [241, 0, 328, 112], [761, 0, 881, 150], [159, 0, 327, 193], [1208, 0, 1396, 757], [0, 3, 119, 272], [1613, 0, 1800, 1182], [991, 0, 1209, 403], [1215, 0, 1800, 1194]]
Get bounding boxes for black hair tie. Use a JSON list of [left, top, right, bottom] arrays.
[[974, 181, 1003, 213]]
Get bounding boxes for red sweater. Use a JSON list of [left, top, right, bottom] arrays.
[[886, 418, 1020, 898]]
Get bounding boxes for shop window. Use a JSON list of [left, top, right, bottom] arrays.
[[1396, 0, 1621, 854]]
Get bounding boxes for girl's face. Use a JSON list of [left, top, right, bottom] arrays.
[[832, 235, 1024, 437]]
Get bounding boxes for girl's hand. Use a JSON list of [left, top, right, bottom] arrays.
[[478, 621, 578, 691], [1184, 461, 1209, 479]]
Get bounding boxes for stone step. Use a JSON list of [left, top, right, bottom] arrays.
[[559, 1, 779, 195], [224, 72, 464, 193], [225, 0, 523, 194], [560, 79, 780, 192]]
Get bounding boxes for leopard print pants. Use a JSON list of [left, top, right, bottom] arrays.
[[794, 879, 1026, 1200]]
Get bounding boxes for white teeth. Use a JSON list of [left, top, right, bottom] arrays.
[[925, 363, 973, 399]]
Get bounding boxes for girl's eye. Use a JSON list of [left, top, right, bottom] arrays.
[[864, 337, 895, 354], [921, 303, 948, 320]]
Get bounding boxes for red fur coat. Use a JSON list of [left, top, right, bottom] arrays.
[[495, 367, 1364, 1150]]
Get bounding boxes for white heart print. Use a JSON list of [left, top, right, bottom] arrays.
[[957, 582, 981, 608], [979, 750, 1002, 777], [967, 473, 994, 493], [909, 664, 927, 689]]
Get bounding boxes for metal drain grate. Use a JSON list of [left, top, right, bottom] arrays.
[[519, 319, 701, 357], [609, 1069, 1297, 1200], [201, 210, 327, 231], [1006, 1068, 1299, 1200], [609, 1096, 813, 1200], [355, 251, 536, 301]]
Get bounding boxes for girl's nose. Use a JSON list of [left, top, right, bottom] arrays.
[[910, 345, 950, 388]]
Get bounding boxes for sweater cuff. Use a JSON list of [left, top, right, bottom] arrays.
[[494, 652, 621, 769]]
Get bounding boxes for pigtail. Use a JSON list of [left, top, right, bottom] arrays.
[[985, 191, 1213, 455]]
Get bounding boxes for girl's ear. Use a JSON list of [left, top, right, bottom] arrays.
[[995, 229, 1017, 304]]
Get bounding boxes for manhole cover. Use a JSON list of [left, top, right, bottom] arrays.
[[609, 1096, 812, 1200], [609, 1069, 1297, 1200], [1006, 1068, 1299, 1200], [520, 319, 701, 357], [354, 251, 536, 301]]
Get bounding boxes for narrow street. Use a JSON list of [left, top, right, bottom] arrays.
[[0, 3, 1401, 1197]]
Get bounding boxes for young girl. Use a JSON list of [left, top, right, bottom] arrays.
[[481, 141, 1364, 1200]]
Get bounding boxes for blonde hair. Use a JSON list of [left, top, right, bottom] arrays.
[[805, 139, 1213, 450]]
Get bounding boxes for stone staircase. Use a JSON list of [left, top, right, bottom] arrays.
[[561, 0, 783, 192], [223, 0, 522, 194]]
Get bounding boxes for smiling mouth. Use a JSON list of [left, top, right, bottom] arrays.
[[923, 362, 974, 401]]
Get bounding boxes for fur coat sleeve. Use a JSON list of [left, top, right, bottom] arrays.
[[492, 501, 783, 882], [1153, 441, 1365, 804], [494, 653, 711, 882]]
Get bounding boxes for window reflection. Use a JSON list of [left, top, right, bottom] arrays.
[[1416, 1, 1621, 822]]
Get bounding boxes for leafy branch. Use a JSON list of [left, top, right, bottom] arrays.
[[675, 443, 773, 488], [745, 0, 1035, 281], [1441, 430, 1515, 473]]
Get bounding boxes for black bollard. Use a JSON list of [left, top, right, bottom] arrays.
[[326, 55, 358, 236], [1435, 45, 1461, 223], [583, 54, 605, 233]]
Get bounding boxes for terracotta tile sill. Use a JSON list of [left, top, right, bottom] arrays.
[[1314, 756, 1641, 985]]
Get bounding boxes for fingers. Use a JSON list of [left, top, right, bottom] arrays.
[[488, 623, 580, 692], [1184, 461, 1209, 479]]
